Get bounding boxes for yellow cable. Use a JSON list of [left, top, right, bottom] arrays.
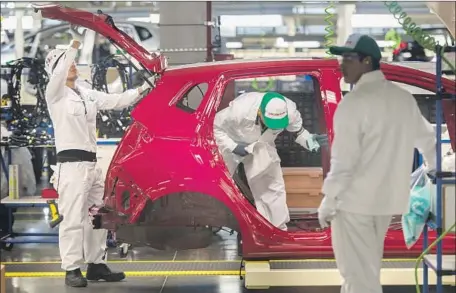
[[414, 221, 456, 293], [383, 1, 456, 75], [324, 2, 336, 58]]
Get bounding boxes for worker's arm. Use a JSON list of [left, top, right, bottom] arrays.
[[93, 77, 154, 111], [45, 41, 80, 104], [412, 101, 436, 170], [213, 107, 238, 153], [92, 89, 141, 111], [321, 95, 363, 201], [286, 101, 326, 151]]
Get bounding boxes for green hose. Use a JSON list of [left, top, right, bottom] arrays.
[[414, 221, 456, 293], [324, 2, 336, 58], [251, 78, 275, 92], [384, 1, 456, 75]]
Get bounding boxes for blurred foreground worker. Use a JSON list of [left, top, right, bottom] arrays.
[[44, 25, 153, 288], [214, 92, 328, 230], [318, 34, 436, 293]]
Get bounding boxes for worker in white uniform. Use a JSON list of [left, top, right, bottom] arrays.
[[214, 91, 328, 230], [317, 34, 436, 293], [44, 25, 153, 288]]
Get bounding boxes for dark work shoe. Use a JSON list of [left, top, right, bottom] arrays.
[[86, 263, 126, 282], [65, 268, 88, 287]]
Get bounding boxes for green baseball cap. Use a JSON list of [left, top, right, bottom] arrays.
[[329, 33, 382, 60], [259, 92, 289, 130]]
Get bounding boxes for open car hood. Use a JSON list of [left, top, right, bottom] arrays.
[[31, 3, 167, 74]]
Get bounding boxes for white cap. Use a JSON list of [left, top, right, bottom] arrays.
[[260, 92, 289, 129], [45, 48, 66, 74], [264, 98, 288, 119]]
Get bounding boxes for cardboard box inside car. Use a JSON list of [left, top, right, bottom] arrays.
[[283, 167, 323, 209]]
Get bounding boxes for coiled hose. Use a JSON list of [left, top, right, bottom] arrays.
[[384, 1, 456, 75], [324, 2, 336, 58]]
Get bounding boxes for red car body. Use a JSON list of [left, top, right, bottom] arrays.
[[35, 4, 456, 260]]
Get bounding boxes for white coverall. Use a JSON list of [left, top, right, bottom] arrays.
[[45, 46, 143, 271], [320, 71, 436, 293], [214, 92, 317, 230]]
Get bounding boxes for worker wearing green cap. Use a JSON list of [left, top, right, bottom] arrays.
[[318, 34, 436, 293], [214, 91, 328, 231]]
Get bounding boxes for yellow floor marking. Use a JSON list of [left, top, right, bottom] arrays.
[[1, 258, 418, 265], [6, 271, 245, 278], [1, 260, 240, 265]]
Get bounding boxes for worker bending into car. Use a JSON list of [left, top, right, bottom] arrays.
[[318, 34, 436, 293], [44, 25, 153, 288], [214, 91, 328, 231]]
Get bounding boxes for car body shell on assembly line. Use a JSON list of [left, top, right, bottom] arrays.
[[33, 4, 456, 260]]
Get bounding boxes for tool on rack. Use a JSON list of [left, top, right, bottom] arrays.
[[47, 200, 63, 228]]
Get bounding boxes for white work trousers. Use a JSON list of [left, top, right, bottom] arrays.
[[246, 161, 290, 230], [331, 210, 393, 293], [53, 161, 108, 271]]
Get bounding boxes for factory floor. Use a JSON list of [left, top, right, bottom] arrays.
[[1, 209, 451, 293]]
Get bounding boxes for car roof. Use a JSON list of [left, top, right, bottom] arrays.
[[167, 57, 334, 69], [164, 58, 339, 74]]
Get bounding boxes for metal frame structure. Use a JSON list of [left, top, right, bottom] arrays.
[[421, 44, 456, 293]]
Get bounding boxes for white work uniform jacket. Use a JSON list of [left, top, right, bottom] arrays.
[[214, 92, 313, 175], [45, 47, 141, 154], [322, 70, 436, 215]]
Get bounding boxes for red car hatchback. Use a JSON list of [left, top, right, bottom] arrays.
[[34, 4, 456, 260]]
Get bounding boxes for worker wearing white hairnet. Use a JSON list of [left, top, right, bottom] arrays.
[[318, 34, 436, 293], [44, 25, 153, 288], [214, 92, 328, 230]]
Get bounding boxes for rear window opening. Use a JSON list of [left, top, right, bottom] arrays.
[[176, 83, 209, 113]]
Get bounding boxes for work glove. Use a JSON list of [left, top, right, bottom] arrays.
[[317, 195, 337, 229], [69, 24, 85, 43], [305, 133, 329, 152], [313, 134, 329, 147], [232, 142, 249, 157], [138, 76, 156, 95]]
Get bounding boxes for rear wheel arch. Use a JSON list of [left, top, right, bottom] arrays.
[[138, 191, 242, 233]]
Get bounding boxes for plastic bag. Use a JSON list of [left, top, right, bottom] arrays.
[[402, 164, 432, 249]]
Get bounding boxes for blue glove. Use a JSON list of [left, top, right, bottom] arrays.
[[233, 143, 249, 157]]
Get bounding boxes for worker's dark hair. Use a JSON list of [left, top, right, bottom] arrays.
[[357, 52, 381, 71], [371, 58, 381, 70]]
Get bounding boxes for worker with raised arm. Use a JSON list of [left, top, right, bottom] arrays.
[[317, 34, 437, 293], [44, 24, 153, 288], [214, 91, 328, 231]]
